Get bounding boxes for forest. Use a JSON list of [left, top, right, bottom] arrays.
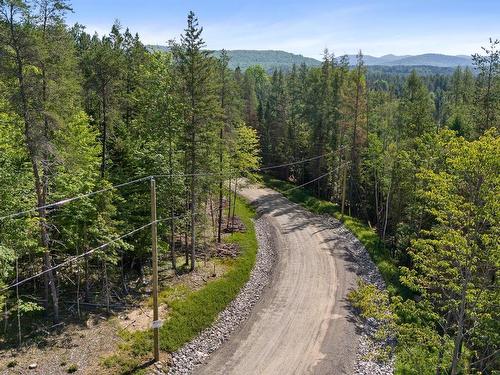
[[0, 1, 498, 374]]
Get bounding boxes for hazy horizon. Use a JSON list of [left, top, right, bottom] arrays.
[[67, 0, 498, 60], [145, 47, 473, 59]]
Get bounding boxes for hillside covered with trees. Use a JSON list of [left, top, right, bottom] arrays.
[[149, 46, 472, 73], [0, 1, 498, 374]]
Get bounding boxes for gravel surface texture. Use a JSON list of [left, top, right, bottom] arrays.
[[161, 184, 394, 375], [322, 216, 395, 375], [166, 217, 276, 375]]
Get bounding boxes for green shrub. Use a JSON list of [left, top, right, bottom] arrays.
[[158, 198, 257, 351]]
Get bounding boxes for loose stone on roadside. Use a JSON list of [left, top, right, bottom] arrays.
[[166, 217, 276, 375]]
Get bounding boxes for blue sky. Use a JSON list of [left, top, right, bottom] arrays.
[[66, 0, 499, 59]]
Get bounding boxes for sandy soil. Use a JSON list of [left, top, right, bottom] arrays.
[[0, 258, 229, 375]]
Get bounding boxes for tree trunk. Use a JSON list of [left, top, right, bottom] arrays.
[[231, 178, 238, 226], [190, 126, 196, 271], [3, 300, 8, 335], [435, 312, 452, 375], [217, 129, 224, 243], [16, 257, 21, 347], [103, 261, 110, 314], [169, 138, 177, 272], [38, 188, 59, 322], [226, 178, 232, 230], [100, 88, 108, 178], [382, 177, 392, 241], [9, 13, 59, 322], [341, 162, 347, 218], [184, 225, 189, 266], [218, 56, 227, 242], [450, 281, 468, 375], [85, 257, 90, 302], [374, 169, 380, 229], [77, 247, 81, 318], [348, 64, 362, 216], [209, 194, 216, 240]]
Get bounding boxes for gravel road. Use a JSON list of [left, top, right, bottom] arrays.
[[195, 184, 363, 375]]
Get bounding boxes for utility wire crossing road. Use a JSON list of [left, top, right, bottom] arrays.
[[196, 184, 361, 375]]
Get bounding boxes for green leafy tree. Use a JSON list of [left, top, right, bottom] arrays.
[[0, 0, 80, 321], [402, 130, 499, 374]]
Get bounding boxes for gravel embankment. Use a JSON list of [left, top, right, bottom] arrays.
[[165, 217, 276, 375], [323, 215, 395, 375], [157, 187, 393, 375]]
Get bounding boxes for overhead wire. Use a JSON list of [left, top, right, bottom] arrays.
[[285, 161, 351, 193], [0, 175, 153, 221], [255, 145, 347, 172], [0, 151, 346, 293], [1, 151, 338, 221], [0, 213, 189, 293], [255, 152, 333, 171]]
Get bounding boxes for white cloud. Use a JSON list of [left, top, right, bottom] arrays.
[[77, 3, 497, 58]]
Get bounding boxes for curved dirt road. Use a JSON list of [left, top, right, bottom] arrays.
[[196, 184, 361, 375]]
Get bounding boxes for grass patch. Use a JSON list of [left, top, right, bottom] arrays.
[[262, 175, 409, 298], [102, 196, 258, 374], [158, 197, 257, 351]]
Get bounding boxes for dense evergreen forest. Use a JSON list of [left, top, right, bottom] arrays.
[[0, 1, 498, 374], [0, 0, 259, 346]]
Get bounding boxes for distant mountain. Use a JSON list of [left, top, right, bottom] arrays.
[[386, 54, 472, 67], [147, 46, 473, 71], [147, 46, 320, 71], [346, 53, 472, 67], [367, 65, 457, 76], [148, 45, 169, 53], [210, 50, 321, 71]]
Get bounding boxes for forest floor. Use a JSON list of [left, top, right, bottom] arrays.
[[0, 215, 247, 375]]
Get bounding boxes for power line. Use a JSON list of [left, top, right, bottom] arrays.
[[256, 152, 332, 171], [0, 154, 349, 292], [285, 161, 351, 193], [256, 145, 347, 172], [0, 171, 237, 222], [0, 214, 188, 293], [0, 175, 153, 221], [0, 151, 344, 222], [153, 170, 237, 179]]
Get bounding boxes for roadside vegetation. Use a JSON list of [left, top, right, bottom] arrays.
[[263, 129, 499, 374], [263, 175, 406, 298], [0, 0, 498, 374], [101, 197, 257, 374]]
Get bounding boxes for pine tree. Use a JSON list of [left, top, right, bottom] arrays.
[[472, 38, 500, 134], [173, 11, 221, 270], [399, 71, 435, 138], [0, 0, 79, 322], [347, 51, 367, 216]]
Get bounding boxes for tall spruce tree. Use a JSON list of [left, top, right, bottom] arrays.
[[173, 11, 221, 270]]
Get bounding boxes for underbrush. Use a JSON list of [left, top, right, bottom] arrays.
[[101, 196, 257, 374]]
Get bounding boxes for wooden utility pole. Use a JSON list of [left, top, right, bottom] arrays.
[[150, 178, 160, 362], [341, 162, 347, 219]]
